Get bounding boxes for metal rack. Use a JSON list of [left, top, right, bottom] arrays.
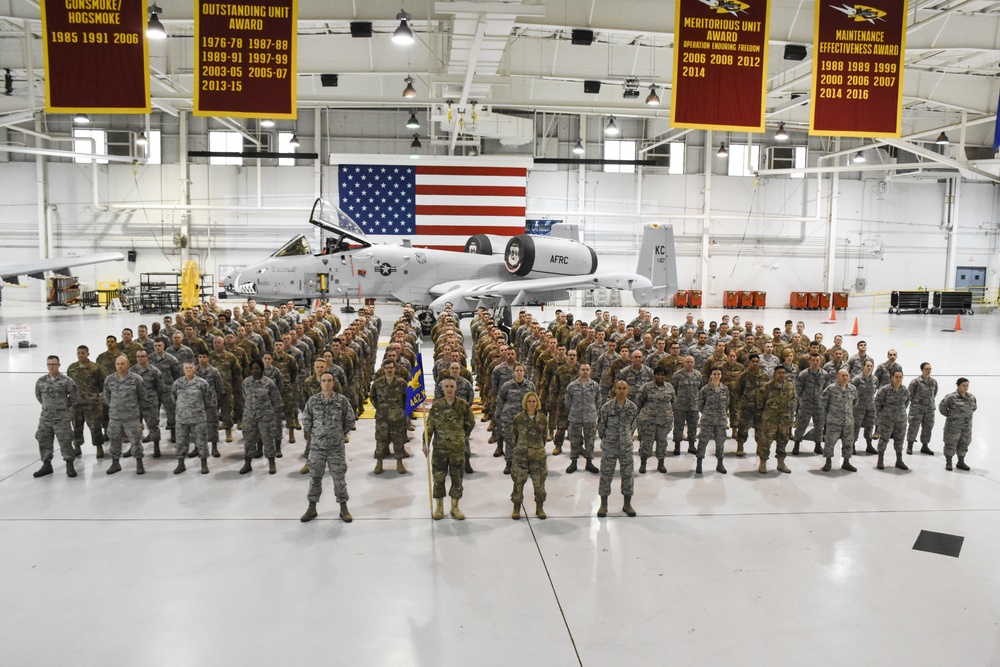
[[47, 275, 81, 309], [139, 273, 215, 314]]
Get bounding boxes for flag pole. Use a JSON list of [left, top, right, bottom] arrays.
[[424, 412, 433, 517]]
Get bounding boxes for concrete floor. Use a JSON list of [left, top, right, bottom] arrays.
[[2, 301, 999, 666]]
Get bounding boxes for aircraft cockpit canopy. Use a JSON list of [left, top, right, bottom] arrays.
[[309, 198, 372, 251], [271, 235, 312, 258]]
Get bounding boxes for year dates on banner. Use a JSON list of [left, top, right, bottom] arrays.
[[194, 1, 298, 119]]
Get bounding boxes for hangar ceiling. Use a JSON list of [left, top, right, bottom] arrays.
[[0, 0, 998, 153]]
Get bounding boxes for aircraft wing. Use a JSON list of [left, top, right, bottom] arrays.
[[426, 272, 652, 310], [1, 252, 125, 285]]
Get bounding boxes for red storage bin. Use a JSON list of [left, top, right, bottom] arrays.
[[806, 292, 821, 310], [689, 290, 703, 307], [753, 291, 767, 309], [739, 291, 755, 308], [674, 290, 689, 308], [723, 290, 740, 308], [819, 292, 831, 310], [832, 291, 849, 310], [790, 292, 809, 309]]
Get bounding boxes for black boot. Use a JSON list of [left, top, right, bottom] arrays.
[[639, 456, 647, 474], [135, 457, 145, 475], [956, 456, 970, 471], [106, 459, 122, 475], [276, 443, 283, 458], [503, 463, 511, 475], [240, 457, 253, 474], [169, 427, 176, 443], [566, 459, 578, 474], [464, 454, 474, 474], [715, 458, 726, 474], [657, 458, 667, 473], [211, 443, 221, 458], [906, 442, 913, 455], [268, 457, 277, 474], [877, 452, 885, 470], [96, 444, 105, 459], [792, 441, 800, 455], [33, 460, 53, 478], [152, 442, 161, 458], [66, 460, 77, 477], [174, 458, 186, 474], [842, 457, 857, 472], [895, 453, 909, 470], [254, 443, 264, 459], [585, 458, 599, 473], [695, 457, 703, 474], [672, 441, 680, 456], [920, 444, 934, 455], [200, 458, 210, 474], [865, 441, 877, 455], [822, 457, 832, 472], [813, 442, 823, 455]]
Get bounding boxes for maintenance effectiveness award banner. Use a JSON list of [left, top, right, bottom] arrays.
[[194, 0, 297, 118], [41, 0, 150, 113], [671, 0, 771, 131], [810, 0, 907, 137]]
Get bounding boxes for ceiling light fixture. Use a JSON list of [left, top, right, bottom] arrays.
[[604, 115, 619, 136], [935, 131, 951, 145], [288, 134, 300, 148], [147, 3, 166, 40], [406, 111, 420, 129], [410, 134, 422, 149], [852, 151, 866, 163], [717, 142, 728, 158], [135, 132, 148, 147], [402, 76, 417, 98], [74, 113, 90, 124], [645, 84, 660, 106], [775, 122, 789, 141], [573, 139, 585, 155], [393, 10, 414, 46], [260, 119, 275, 128]]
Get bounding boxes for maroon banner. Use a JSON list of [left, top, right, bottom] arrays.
[[671, 0, 771, 131], [41, 0, 150, 113], [194, 0, 297, 119], [810, 0, 907, 137]]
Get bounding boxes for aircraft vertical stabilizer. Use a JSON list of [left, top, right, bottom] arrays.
[[632, 222, 678, 305]]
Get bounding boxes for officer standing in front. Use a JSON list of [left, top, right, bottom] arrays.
[[301, 372, 356, 523], [103, 355, 147, 475], [34, 355, 79, 478], [597, 380, 639, 518], [423, 377, 475, 521]]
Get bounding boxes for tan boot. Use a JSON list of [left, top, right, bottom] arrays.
[[776, 457, 791, 474], [300, 502, 318, 522], [300, 463, 310, 474], [432, 498, 444, 520], [374, 459, 383, 474], [225, 428, 233, 443], [339, 502, 352, 523], [535, 502, 547, 520], [450, 498, 465, 520], [396, 459, 405, 474], [289, 430, 296, 444], [597, 496, 608, 517], [758, 459, 767, 474], [512, 503, 521, 520], [736, 443, 745, 457]]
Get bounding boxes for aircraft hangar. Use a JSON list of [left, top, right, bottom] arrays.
[[1, 1, 999, 664]]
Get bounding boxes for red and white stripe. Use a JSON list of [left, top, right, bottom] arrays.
[[414, 165, 526, 251]]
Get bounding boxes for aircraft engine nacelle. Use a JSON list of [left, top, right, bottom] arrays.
[[504, 235, 598, 277], [463, 234, 509, 256]]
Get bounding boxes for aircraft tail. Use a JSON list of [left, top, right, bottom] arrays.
[[632, 222, 678, 305]]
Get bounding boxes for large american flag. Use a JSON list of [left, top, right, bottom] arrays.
[[336, 163, 527, 251]]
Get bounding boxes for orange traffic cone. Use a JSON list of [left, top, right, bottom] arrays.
[[954, 314, 962, 331], [828, 305, 837, 322], [851, 317, 859, 336]]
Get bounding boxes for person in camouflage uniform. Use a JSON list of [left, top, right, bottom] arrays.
[[593, 340, 619, 399], [671, 356, 703, 455], [509, 392, 549, 520], [874, 350, 902, 388], [240, 359, 283, 475], [495, 365, 536, 475], [150, 339, 181, 444], [906, 362, 938, 456], [756, 365, 796, 474], [820, 369, 859, 472], [34, 355, 79, 478], [696, 368, 730, 474], [563, 364, 602, 474], [548, 349, 581, 455], [67, 344, 105, 458], [423, 377, 476, 521], [130, 350, 166, 458], [596, 381, 639, 517], [261, 353, 286, 459], [102, 355, 147, 475], [939, 377, 977, 471], [195, 353, 223, 458], [95, 334, 119, 434], [734, 354, 767, 457], [851, 358, 878, 455], [793, 353, 829, 455], [434, 361, 475, 473], [209, 336, 241, 443], [271, 340, 300, 445], [634, 367, 675, 473], [874, 369, 910, 470], [370, 361, 408, 475], [300, 372, 356, 523]]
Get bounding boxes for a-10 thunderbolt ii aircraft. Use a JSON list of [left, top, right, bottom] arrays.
[[223, 199, 677, 313]]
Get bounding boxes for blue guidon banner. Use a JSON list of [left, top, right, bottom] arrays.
[[405, 353, 426, 417]]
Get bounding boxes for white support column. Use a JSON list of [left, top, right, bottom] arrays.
[[179, 111, 191, 266], [701, 130, 712, 292], [944, 178, 960, 289], [824, 138, 840, 294]]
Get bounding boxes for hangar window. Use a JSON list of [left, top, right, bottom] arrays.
[[668, 141, 685, 175], [727, 143, 761, 177], [604, 139, 636, 174], [73, 129, 108, 164], [209, 131, 243, 166], [277, 132, 297, 166], [144, 130, 162, 165]]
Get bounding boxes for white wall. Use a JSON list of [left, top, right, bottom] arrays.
[[1, 156, 997, 307]]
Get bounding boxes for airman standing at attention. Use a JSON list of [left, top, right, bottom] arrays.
[[548, 349, 581, 455], [596, 381, 639, 518], [734, 354, 767, 458], [300, 372, 356, 523], [793, 353, 829, 455], [172, 361, 213, 475], [434, 361, 475, 473], [851, 359, 878, 454], [875, 370, 910, 471], [130, 350, 166, 459], [820, 369, 859, 472], [103, 355, 147, 475], [34, 356, 79, 478], [756, 365, 796, 474], [240, 359, 283, 475], [939, 378, 976, 471], [696, 368, 730, 475], [67, 345, 105, 458], [634, 367, 675, 474], [671, 356, 703, 455], [509, 392, 549, 520], [370, 361, 408, 475], [495, 364, 536, 476], [423, 377, 476, 521], [906, 362, 938, 455], [564, 364, 602, 474]]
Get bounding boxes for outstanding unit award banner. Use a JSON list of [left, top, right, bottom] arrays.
[[194, 0, 298, 119], [810, 0, 907, 137], [671, 0, 771, 132], [41, 0, 151, 114]]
